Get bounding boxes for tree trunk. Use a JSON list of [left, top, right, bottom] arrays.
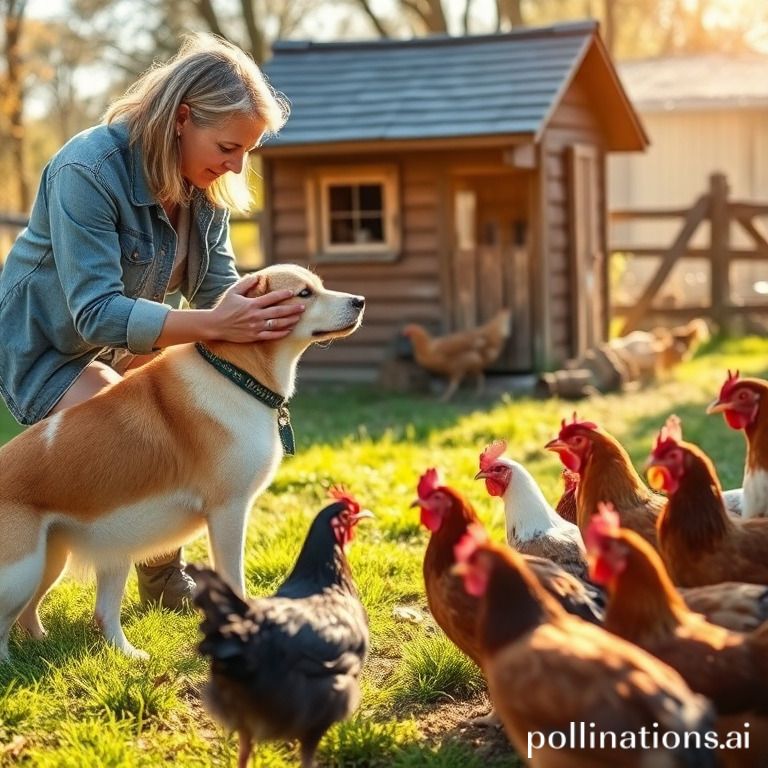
[[3, 0, 29, 211]]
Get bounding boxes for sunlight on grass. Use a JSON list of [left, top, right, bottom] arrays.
[[2, 337, 768, 766], [318, 716, 423, 767], [391, 635, 485, 707]]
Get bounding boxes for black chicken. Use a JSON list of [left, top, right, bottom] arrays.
[[188, 489, 371, 768]]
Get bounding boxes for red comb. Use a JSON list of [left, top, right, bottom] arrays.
[[417, 468, 441, 501], [584, 501, 620, 553], [557, 412, 598, 439], [479, 440, 507, 471], [454, 522, 489, 564], [328, 485, 360, 514], [719, 369, 741, 398], [652, 414, 683, 454]]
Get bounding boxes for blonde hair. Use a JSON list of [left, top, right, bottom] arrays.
[[104, 33, 289, 211]]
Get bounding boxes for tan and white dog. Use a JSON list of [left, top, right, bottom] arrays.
[[0, 264, 364, 661]]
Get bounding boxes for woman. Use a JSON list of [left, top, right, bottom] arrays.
[[0, 33, 303, 608]]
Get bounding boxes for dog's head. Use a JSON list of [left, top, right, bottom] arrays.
[[247, 264, 365, 346]]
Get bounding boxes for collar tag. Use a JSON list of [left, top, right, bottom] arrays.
[[277, 406, 295, 456]]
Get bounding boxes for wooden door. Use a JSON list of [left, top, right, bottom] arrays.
[[451, 171, 533, 371], [568, 145, 603, 358]]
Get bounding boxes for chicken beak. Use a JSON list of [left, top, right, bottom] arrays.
[[409, 499, 422, 509], [705, 398, 729, 415], [450, 562, 469, 577], [474, 470, 489, 480], [544, 438, 567, 452], [351, 509, 375, 523]]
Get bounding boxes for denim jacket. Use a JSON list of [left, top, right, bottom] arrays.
[[0, 121, 239, 425]]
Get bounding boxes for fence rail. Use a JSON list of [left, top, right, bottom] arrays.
[[609, 172, 768, 335]]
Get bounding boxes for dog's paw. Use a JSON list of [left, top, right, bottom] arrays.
[[120, 644, 150, 661]]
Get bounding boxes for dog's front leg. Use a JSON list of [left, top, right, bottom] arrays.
[[94, 562, 148, 660], [206, 506, 247, 597]]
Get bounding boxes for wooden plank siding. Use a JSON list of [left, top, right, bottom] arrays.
[[265, 154, 447, 380], [539, 75, 609, 365]]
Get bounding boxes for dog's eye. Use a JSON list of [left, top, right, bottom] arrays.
[[297, 288, 313, 298]]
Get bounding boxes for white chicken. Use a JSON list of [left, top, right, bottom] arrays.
[[475, 440, 588, 579]]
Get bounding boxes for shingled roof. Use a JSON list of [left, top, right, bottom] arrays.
[[618, 53, 768, 112], [262, 20, 647, 151]]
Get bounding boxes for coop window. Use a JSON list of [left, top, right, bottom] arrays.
[[311, 166, 400, 262]]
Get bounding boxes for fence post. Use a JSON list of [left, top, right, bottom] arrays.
[[709, 172, 731, 334]]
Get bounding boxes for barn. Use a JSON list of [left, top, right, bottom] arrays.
[[610, 52, 768, 230], [261, 20, 648, 382], [609, 54, 768, 313]]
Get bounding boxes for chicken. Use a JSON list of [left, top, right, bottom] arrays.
[[588, 502, 768, 699], [707, 370, 768, 519], [646, 415, 768, 587], [544, 414, 663, 548], [414, 467, 487, 667], [586, 502, 768, 763], [452, 523, 717, 767], [189, 490, 371, 768], [679, 582, 768, 633], [545, 414, 743, 551], [557, 469, 767, 630], [475, 440, 588, 578], [414, 467, 604, 659], [402, 308, 511, 401], [554, 468, 579, 525], [607, 329, 672, 383]]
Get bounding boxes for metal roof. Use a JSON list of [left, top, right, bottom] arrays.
[[262, 20, 646, 151], [618, 54, 768, 112]]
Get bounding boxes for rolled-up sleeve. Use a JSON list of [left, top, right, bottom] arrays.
[[190, 208, 240, 309], [46, 162, 170, 353]]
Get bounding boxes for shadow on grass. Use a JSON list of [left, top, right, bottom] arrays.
[[0, 616, 102, 687], [291, 384, 515, 449]]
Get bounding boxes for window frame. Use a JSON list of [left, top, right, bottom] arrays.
[[309, 164, 401, 263]]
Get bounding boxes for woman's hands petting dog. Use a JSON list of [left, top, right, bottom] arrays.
[[209, 273, 305, 342]]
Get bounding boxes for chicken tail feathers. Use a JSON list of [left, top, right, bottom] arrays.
[[187, 565, 254, 665]]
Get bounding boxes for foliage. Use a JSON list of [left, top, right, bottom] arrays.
[[0, 337, 766, 765]]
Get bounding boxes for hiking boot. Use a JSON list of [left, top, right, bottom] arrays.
[[135, 549, 196, 610]]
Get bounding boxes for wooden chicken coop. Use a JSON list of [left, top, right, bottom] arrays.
[[261, 20, 648, 381]]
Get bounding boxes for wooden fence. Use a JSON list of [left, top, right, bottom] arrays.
[[609, 172, 768, 335]]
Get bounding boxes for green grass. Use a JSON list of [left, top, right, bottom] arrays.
[[1, 335, 767, 766]]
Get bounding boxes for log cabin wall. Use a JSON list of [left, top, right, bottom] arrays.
[[267, 153, 443, 381], [539, 72, 608, 367], [266, 147, 529, 381]]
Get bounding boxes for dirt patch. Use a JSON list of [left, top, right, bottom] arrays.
[[414, 694, 521, 765]]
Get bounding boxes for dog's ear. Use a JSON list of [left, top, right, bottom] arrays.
[[243, 274, 270, 299]]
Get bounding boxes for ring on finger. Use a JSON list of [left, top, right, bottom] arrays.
[[265, 318, 275, 330]]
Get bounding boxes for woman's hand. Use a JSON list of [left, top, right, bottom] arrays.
[[207, 275, 305, 342], [154, 274, 305, 348]]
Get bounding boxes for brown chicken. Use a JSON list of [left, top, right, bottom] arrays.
[[402, 308, 511, 401], [557, 474, 768, 631], [647, 416, 768, 586], [413, 468, 605, 672], [708, 370, 768, 519], [545, 414, 662, 548], [679, 583, 768, 633], [452, 523, 717, 767], [586, 503, 768, 766], [554, 468, 579, 525]]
